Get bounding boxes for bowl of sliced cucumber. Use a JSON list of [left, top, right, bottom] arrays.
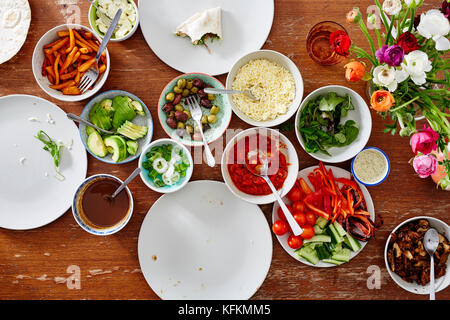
[[79, 90, 153, 164]]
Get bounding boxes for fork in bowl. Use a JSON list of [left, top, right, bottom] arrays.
[[185, 96, 216, 167], [78, 8, 122, 93]]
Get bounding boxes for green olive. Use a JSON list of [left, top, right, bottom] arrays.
[[185, 124, 194, 134], [186, 80, 193, 89], [175, 104, 184, 112], [207, 115, 217, 124], [184, 110, 191, 119], [177, 122, 185, 129], [182, 89, 190, 97], [195, 125, 201, 133], [168, 111, 175, 118], [191, 86, 199, 94], [201, 115, 207, 124], [173, 86, 183, 94], [210, 105, 220, 115], [177, 78, 186, 89], [207, 94, 215, 101], [166, 92, 175, 102]]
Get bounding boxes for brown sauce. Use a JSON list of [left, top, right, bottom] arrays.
[[81, 178, 130, 228]]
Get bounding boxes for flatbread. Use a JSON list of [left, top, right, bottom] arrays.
[[175, 7, 222, 44], [0, 0, 31, 64]]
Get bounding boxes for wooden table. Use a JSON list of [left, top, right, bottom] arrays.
[[0, 0, 448, 300]]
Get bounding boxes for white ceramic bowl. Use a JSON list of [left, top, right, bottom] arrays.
[[384, 216, 450, 295], [32, 24, 110, 102], [138, 138, 193, 193], [221, 127, 299, 205], [295, 85, 372, 163], [88, 0, 139, 42], [351, 147, 390, 186], [72, 174, 133, 236], [226, 50, 304, 127]]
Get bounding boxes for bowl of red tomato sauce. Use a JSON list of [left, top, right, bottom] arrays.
[[221, 127, 299, 204]]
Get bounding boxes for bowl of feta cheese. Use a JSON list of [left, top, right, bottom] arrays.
[[88, 0, 139, 42]]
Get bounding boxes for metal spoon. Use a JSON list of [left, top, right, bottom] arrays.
[[104, 167, 141, 201], [67, 113, 115, 135], [203, 88, 259, 101], [424, 228, 440, 300], [244, 150, 303, 236]]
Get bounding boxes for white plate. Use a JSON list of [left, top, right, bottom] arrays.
[[272, 165, 375, 267], [138, 180, 272, 299], [0, 95, 87, 230], [138, 0, 274, 75]]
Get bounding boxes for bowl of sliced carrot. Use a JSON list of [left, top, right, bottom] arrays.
[[32, 24, 110, 102]]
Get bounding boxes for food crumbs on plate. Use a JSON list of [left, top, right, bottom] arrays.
[[152, 255, 157, 261], [46, 113, 55, 124], [19, 157, 26, 165], [199, 267, 203, 271], [28, 117, 40, 122]]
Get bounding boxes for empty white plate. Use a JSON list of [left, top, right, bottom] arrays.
[[138, 180, 272, 299], [138, 0, 274, 75], [0, 95, 87, 230]]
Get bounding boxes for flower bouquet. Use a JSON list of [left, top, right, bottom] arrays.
[[332, 0, 450, 190]]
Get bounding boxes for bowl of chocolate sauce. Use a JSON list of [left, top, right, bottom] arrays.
[[72, 174, 133, 235]]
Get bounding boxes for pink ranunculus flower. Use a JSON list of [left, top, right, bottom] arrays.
[[413, 154, 438, 178], [410, 125, 439, 155]]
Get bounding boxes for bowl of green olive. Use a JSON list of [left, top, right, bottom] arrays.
[[158, 73, 233, 147]]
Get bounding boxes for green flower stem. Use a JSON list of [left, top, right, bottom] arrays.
[[408, 8, 415, 32], [385, 16, 396, 45], [374, 0, 390, 34], [350, 45, 378, 66], [375, 27, 383, 48], [389, 96, 420, 112], [399, 8, 410, 35], [357, 18, 377, 57]]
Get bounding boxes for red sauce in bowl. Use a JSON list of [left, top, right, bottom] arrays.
[[227, 133, 289, 196]]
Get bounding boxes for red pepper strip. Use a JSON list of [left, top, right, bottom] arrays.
[[308, 172, 321, 191], [304, 201, 330, 219], [346, 189, 354, 215], [335, 177, 358, 190], [353, 188, 364, 209], [354, 210, 371, 216], [314, 168, 331, 189], [299, 178, 312, 195], [318, 161, 329, 181], [323, 195, 332, 215]]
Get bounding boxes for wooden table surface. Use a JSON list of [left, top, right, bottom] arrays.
[[0, 0, 448, 300]]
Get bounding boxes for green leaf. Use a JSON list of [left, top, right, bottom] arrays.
[[318, 93, 345, 112]]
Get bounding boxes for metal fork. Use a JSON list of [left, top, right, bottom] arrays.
[[185, 96, 216, 167], [78, 8, 122, 94]]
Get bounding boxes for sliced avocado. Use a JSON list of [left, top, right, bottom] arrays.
[[112, 96, 136, 129], [126, 140, 138, 156], [89, 103, 112, 130], [104, 135, 128, 162], [100, 98, 114, 116], [117, 120, 148, 140], [131, 100, 145, 116], [87, 131, 107, 157], [86, 126, 98, 136]]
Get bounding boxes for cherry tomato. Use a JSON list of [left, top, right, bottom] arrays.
[[272, 220, 289, 236], [293, 212, 307, 227], [300, 225, 315, 239], [305, 212, 317, 226], [277, 205, 294, 222], [287, 235, 303, 249], [292, 201, 306, 213], [286, 186, 302, 202]]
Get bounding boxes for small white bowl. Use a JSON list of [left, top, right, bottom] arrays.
[[384, 216, 450, 295], [221, 127, 299, 205], [294, 85, 372, 163], [351, 147, 390, 186], [32, 24, 110, 102], [88, 0, 139, 42], [72, 174, 133, 236], [226, 50, 304, 127], [138, 138, 193, 193]]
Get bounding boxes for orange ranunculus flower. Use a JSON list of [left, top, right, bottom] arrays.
[[344, 61, 365, 81], [370, 90, 395, 112]]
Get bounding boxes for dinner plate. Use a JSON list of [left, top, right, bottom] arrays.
[[138, 0, 274, 75], [0, 95, 87, 230], [138, 180, 272, 299], [272, 165, 375, 267]]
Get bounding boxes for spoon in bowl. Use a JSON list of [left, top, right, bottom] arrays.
[[424, 228, 440, 300], [103, 167, 141, 201], [244, 150, 303, 236]]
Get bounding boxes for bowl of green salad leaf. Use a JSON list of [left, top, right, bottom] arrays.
[[295, 85, 372, 163], [138, 138, 193, 193]]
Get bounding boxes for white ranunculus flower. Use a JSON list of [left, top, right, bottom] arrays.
[[401, 50, 432, 85], [417, 9, 450, 51], [382, 0, 401, 16], [372, 64, 408, 92]]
